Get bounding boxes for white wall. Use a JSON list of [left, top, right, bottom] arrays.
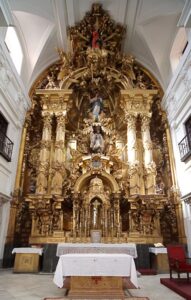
[[162, 24, 191, 255], [0, 37, 30, 265], [0, 198, 10, 265]]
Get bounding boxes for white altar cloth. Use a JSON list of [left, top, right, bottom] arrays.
[[56, 243, 137, 258], [12, 248, 43, 255], [53, 253, 138, 289], [149, 247, 167, 254]]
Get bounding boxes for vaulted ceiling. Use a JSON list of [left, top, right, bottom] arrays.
[[6, 0, 186, 92]]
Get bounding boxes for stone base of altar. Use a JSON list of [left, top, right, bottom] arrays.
[[68, 276, 125, 298]]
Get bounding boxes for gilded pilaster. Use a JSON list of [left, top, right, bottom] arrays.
[[113, 193, 121, 237], [6, 118, 30, 243], [72, 193, 79, 238], [14, 119, 29, 191], [164, 124, 178, 191], [164, 123, 186, 241], [5, 192, 18, 243]]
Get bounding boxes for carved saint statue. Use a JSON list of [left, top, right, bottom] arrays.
[[89, 93, 103, 121], [45, 75, 57, 89], [90, 126, 104, 153], [91, 30, 102, 49]]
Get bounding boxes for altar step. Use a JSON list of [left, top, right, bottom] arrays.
[[68, 290, 125, 299]]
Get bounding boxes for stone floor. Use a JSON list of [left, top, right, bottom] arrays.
[[0, 269, 185, 300]]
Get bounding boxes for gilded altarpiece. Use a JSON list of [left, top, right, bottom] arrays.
[[9, 4, 185, 246]]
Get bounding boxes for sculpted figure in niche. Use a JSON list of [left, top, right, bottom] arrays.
[[156, 173, 165, 194], [91, 29, 100, 48], [45, 74, 57, 89], [136, 72, 147, 89], [90, 126, 104, 153], [89, 92, 103, 121]]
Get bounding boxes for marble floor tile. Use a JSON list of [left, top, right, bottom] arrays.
[[0, 269, 185, 300]]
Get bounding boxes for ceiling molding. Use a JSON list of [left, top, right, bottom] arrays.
[[124, 0, 142, 53], [66, 0, 76, 26], [114, 0, 128, 24], [52, 0, 68, 51], [177, 0, 191, 27]]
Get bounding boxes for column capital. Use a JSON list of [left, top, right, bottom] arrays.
[[141, 113, 152, 131], [55, 113, 66, 125], [120, 89, 158, 114], [125, 112, 138, 120], [42, 113, 52, 131], [42, 110, 53, 117], [140, 112, 152, 121], [36, 89, 73, 115], [125, 113, 137, 129]]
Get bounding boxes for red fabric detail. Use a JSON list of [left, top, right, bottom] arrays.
[[161, 278, 191, 300], [167, 244, 191, 275], [92, 31, 100, 48]]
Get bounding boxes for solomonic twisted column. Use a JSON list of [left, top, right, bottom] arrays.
[[51, 113, 66, 195], [126, 113, 137, 162], [141, 114, 156, 194], [113, 193, 121, 237], [36, 112, 52, 194], [54, 113, 66, 163], [126, 113, 140, 195], [72, 193, 79, 239]]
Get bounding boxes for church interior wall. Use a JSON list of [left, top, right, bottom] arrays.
[[0, 0, 191, 269], [162, 8, 191, 255], [0, 201, 10, 267], [0, 36, 30, 266]]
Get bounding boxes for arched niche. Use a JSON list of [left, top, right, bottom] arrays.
[[73, 171, 120, 193]]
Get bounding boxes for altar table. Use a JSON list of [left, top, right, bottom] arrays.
[[56, 243, 137, 258], [53, 253, 138, 297], [12, 247, 43, 273]]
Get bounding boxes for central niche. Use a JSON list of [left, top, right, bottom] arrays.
[[89, 178, 106, 232]]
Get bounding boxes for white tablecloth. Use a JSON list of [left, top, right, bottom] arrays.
[[56, 243, 137, 258], [149, 247, 167, 254], [12, 248, 43, 255], [53, 253, 138, 288]]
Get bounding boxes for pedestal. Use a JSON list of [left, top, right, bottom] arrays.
[[154, 253, 169, 273], [149, 247, 169, 273], [13, 253, 40, 273], [90, 230, 102, 243], [68, 276, 124, 298]]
